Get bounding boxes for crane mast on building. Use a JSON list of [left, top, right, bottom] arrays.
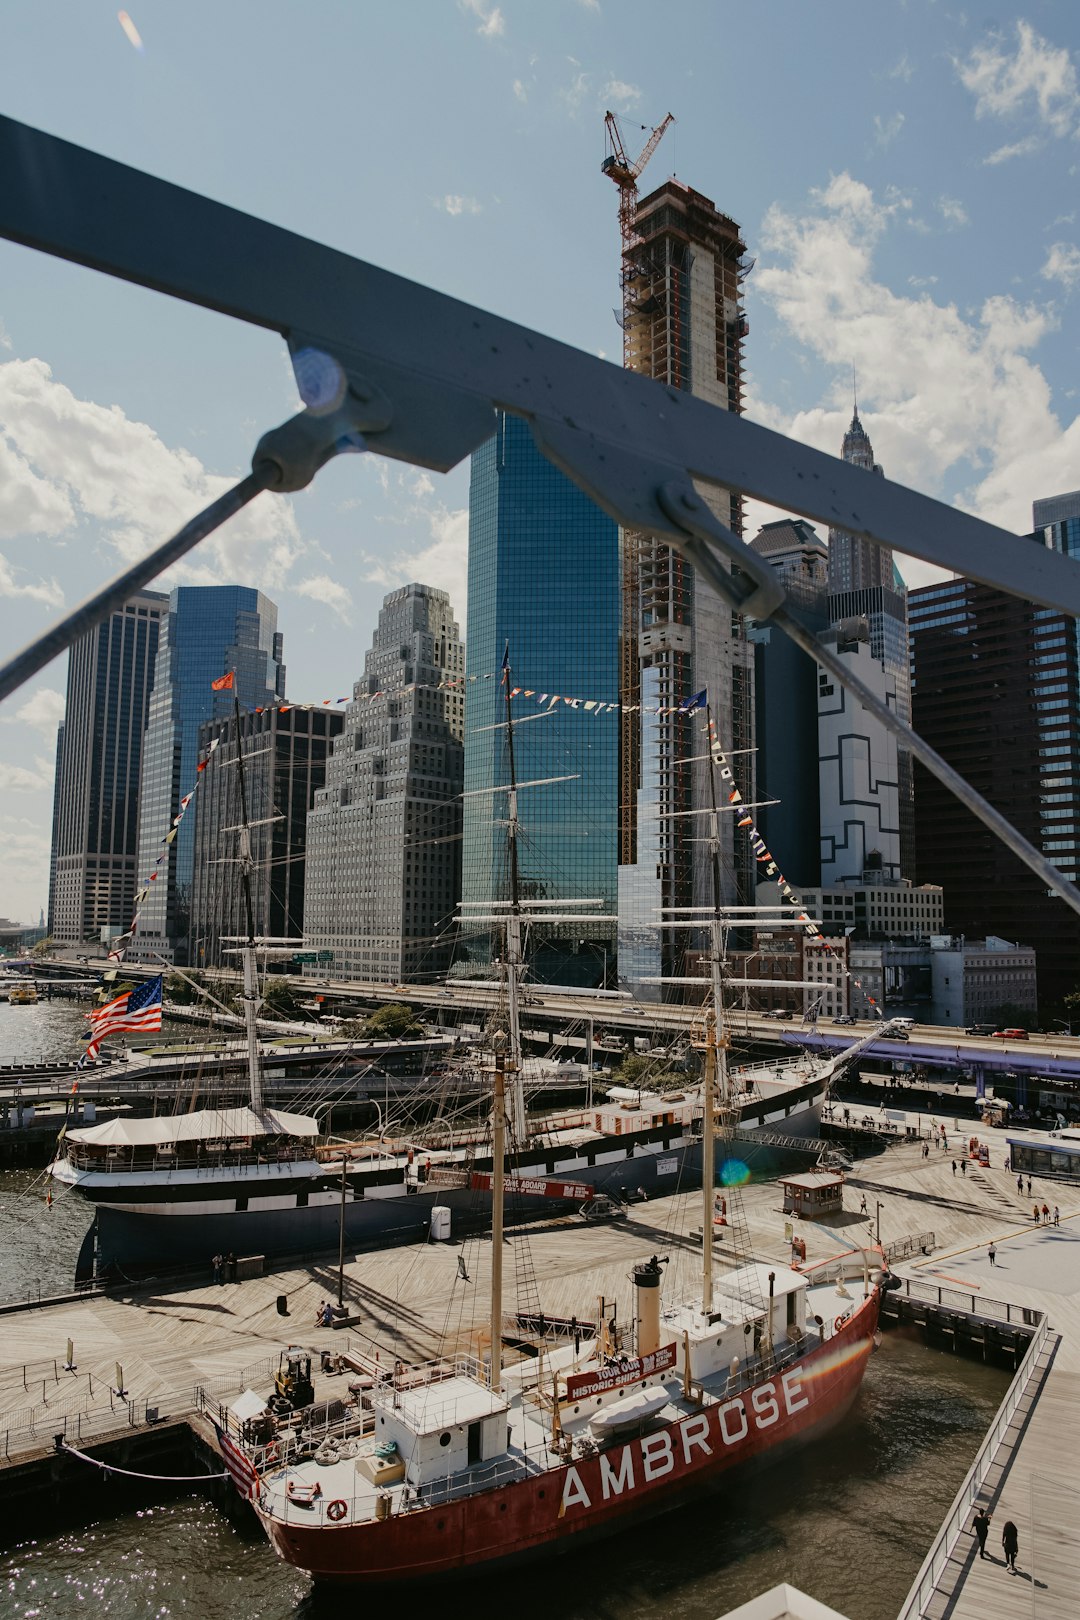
[[601, 110, 675, 368]]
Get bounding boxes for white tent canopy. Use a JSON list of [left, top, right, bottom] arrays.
[[65, 1106, 319, 1148]]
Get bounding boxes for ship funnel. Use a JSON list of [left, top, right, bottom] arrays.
[[633, 1254, 666, 1357]]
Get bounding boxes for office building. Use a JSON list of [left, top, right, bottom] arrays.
[[305, 583, 464, 983], [48, 589, 167, 946], [189, 706, 343, 969], [826, 408, 914, 877], [128, 586, 285, 965], [617, 179, 756, 995], [930, 936, 1037, 1029], [910, 556, 1080, 1011], [817, 622, 901, 885], [462, 414, 618, 985], [777, 879, 945, 941]]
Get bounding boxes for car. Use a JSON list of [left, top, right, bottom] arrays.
[[833, 1014, 858, 1025], [966, 1024, 996, 1036], [993, 1028, 1029, 1040], [761, 1008, 793, 1020]]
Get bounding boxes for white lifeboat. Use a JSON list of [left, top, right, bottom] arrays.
[[588, 1388, 668, 1440]]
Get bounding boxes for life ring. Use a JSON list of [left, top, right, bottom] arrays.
[[326, 1498, 348, 1522], [834, 1314, 848, 1334]]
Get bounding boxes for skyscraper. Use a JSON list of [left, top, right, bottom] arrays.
[[48, 589, 167, 946], [910, 551, 1080, 1010], [462, 413, 619, 985], [826, 407, 914, 878], [189, 706, 343, 969], [304, 583, 464, 983], [128, 586, 285, 965], [616, 179, 756, 995]]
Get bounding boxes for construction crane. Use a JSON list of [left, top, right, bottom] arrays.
[[602, 111, 675, 321]]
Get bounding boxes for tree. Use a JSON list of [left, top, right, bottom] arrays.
[[363, 1002, 425, 1041], [165, 970, 205, 1006], [30, 936, 55, 958], [262, 977, 300, 1020], [987, 1002, 1037, 1032], [614, 1052, 683, 1092]]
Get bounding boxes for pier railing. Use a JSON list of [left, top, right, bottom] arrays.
[[894, 1304, 1050, 1619]]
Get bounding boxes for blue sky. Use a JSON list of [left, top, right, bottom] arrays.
[[2, 0, 1080, 922]]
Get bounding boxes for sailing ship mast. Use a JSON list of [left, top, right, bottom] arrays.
[[230, 685, 265, 1115]]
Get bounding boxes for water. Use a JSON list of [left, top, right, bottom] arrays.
[[1, 1002, 1011, 1617]]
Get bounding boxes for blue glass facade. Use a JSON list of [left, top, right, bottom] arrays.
[[130, 586, 285, 964], [461, 414, 619, 984]]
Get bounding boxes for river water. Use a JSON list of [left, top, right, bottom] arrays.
[[1, 1001, 1010, 1619]]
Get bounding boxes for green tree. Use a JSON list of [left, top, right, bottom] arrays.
[[987, 1002, 1037, 1032], [614, 1052, 683, 1092], [164, 970, 205, 1006], [30, 936, 55, 959], [363, 1002, 425, 1040], [262, 977, 300, 1020]]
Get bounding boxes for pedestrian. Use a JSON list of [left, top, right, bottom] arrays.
[[923, 1141, 930, 1160], [1017, 1174, 1024, 1193], [988, 1242, 997, 1266], [1042, 1202, 1050, 1223], [859, 1193, 868, 1216], [972, 1505, 991, 1559], [1054, 1205, 1060, 1226], [1033, 1204, 1041, 1223], [1001, 1519, 1019, 1571], [961, 1157, 967, 1176], [212, 1252, 223, 1285], [952, 1160, 957, 1176], [1028, 1177, 1033, 1196], [226, 1250, 237, 1282]]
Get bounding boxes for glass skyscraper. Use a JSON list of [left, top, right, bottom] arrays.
[[48, 588, 167, 945], [461, 413, 619, 985], [129, 586, 285, 965]]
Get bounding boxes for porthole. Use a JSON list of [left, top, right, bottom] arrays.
[[439, 1431, 452, 1447], [500, 1502, 507, 1512]]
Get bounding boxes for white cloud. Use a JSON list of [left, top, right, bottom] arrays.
[[602, 79, 642, 112], [0, 551, 64, 608], [749, 171, 1080, 546], [459, 0, 504, 39], [294, 573, 353, 622], [936, 195, 970, 227], [362, 502, 469, 628], [5, 755, 54, 792], [577, 0, 600, 10], [873, 111, 905, 147], [983, 134, 1042, 165], [0, 814, 50, 923], [512, 78, 527, 102], [0, 357, 305, 592], [558, 69, 591, 114], [435, 194, 483, 216], [1042, 242, 1080, 291], [956, 21, 1079, 137], [908, 274, 939, 287], [0, 319, 11, 351], [2, 687, 65, 739], [888, 53, 914, 83]]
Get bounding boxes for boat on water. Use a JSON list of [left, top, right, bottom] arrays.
[[7, 981, 39, 1005], [49, 675, 892, 1282], [211, 693, 882, 1584]]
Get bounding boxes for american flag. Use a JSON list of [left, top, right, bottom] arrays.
[[85, 975, 163, 1060], [215, 1424, 259, 1499]]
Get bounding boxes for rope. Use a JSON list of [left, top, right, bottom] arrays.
[[61, 1442, 227, 1482]]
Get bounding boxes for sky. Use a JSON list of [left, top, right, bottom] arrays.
[[1, 0, 1080, 923]]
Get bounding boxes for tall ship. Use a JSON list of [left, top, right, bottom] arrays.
[[50, 673, 879, 1281], [211, 696, 883, 1583]]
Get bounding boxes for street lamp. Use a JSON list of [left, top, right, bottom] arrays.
[[1053, 1019, 1074, 1038], [875, 1200, 884, 1248]]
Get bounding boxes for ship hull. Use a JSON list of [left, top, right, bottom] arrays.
[[77, 1079, 825, 1279], [255, 1297, 878, 1584]]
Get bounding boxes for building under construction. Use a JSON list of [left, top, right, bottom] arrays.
[[607, 141, 756, 996]]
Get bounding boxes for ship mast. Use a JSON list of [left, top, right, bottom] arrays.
[[231, 686, 264, 1114], [501, 647, 527, 1143], [700, 703, 730, 1316]]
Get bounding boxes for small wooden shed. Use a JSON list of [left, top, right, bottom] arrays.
[[779, 1169, 845, 1219]]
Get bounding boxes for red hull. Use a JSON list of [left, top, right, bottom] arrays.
[[256, 1294, 879, 1585]]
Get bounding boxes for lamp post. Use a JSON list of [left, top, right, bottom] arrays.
[[875, 1200, 884, 1248], [1054, 1019, 1074, 1038]]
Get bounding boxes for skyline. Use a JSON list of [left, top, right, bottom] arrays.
[[3, 2, 1080, 919]]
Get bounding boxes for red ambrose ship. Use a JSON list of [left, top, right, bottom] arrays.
[[239, 1250, 880, 1584]]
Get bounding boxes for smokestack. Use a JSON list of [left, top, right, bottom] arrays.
[[633, 1256, 664, 1356]]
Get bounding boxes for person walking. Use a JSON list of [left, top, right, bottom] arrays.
[[1042, 1202, 1051, 1224], [1054, 1205, 1061, 1226], [923, 1141, 930, 1160], [1027, 1177, 1033, 1196], [1001, 1518, 1019, 1572], [212, 1252, 223, 1285], [859, 1193, 868, 1216], [960, 1157, 967, 1176], [952, 1160, 957, 1176], [972, 1506, 991, 1559], [1017, 1174, 1024, 1193], [1033, 1204, 1041, 1223], [988, 1242, 997, 1266]]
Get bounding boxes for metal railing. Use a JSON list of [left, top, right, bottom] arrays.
[[895, 1309, 1051, 1618], [891, 1275, 1040, 1329], [884, 1231, 937, 1263]]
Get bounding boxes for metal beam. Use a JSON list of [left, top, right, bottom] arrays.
[[2, 113, 1079, 616]]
